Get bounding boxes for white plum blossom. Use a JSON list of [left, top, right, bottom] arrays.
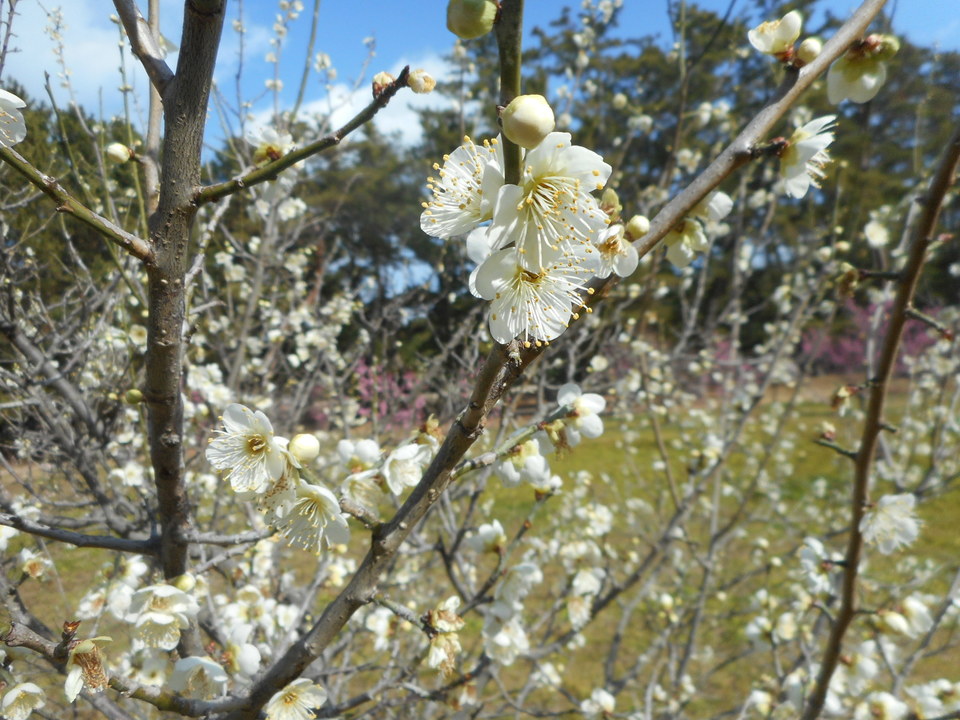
[[475, 246, 595, 346], [206, 404, 291, 494], [64, 636, 112, 702], [828, 35, 899, 104], [497, 438, 551, 488], [905, 679, 960, 718], [798, 537, 837, 596], [420, 135, 504, 238], [780, 115, 836, 199], [557, 383, 606, 445], [490, 562, 543, 620], [169, 656, 229, 698], [2, 682, 45, 720], [425, 596, 466, 676], [860, 493, 920, 554], [747, 10, 802, 58], [248, 126, 294, 166], [593, 223, 638, 278], [382, 442, 432, 495], [581, 687, 616, 717], [264, 678, 328, 720], [901, 595, 934, 638], [337, 438, 381, 472], [275, 482, 350, 552], [465, 519, 507, 553], [864, 219, 890, 248], [0, 88, 27, 147], [486, 131, 611, 272], [364, 607, 393, 651], [662, 191, 732, 267], [483, 615, 530, 666], [126, 584, 199, 650], [853, 691, 909, 720], [225, 623, 262, 677]]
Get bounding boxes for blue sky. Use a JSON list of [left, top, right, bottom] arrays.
[[1, 0, 957, 145]]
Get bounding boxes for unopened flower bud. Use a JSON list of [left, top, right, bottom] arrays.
[[290, 433, 321, 463], [105, 142, 133, 163], [836, 261, 860, 299], [796, 37, 822, 65], [408, 69, 436, 94], [601, 188, 622, 220], [612, 92, 628, 110], [124, 389, 144, 404], [874, 34, 900, 61], [625, 214, 650, 240], [501, 94, 555, 149], [446, 0, 498, 40], [372, 71, 395, 97], [172, 573, 196, 592]]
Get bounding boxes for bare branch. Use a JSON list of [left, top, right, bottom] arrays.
[[194, 67, 412, 205], [0, 513, 155, 553], [801, 120, 960, 720], [0, 145, 154, 263]]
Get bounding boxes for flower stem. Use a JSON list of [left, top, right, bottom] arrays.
[[495, 0, 524, 185]]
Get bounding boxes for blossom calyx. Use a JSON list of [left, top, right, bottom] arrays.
[[500, 94, 556, 149], [446, 0, 498, 40]]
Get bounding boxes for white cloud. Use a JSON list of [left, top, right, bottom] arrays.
[[1, 0, 184, 124]]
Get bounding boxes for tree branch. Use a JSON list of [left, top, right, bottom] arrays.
[[0, 513, 155, 554], [801, 120, 960, 720], [194, 67, 412, 205], [634, 0, 889, 260], [0, 145, 154, 263], [113, 0, 174, 95]]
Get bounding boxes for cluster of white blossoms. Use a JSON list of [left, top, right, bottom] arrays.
[[748, 5, 900, 105], [421, 120, 655, 346], [206, 404, 350, 553]]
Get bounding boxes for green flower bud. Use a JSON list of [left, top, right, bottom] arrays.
[[875, 34, 900, 61], [601, 188, 622, 220], [795, 37, 822, 65], [625, 214, 650, 240], [446, 0, 498, 41], [124, 389, 144, 404]]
